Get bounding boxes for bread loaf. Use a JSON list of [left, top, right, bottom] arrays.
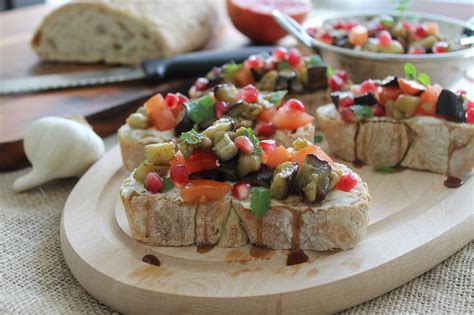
[[31, 0, 215, 65]]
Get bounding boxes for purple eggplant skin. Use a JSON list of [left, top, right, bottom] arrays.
[[354, 92, 377, 106], [331, 91, 352, 109], [380, 76, 399, 88], [174, 108, 194, 136], [436, 89, 466, 122], [306, 65, 328, 91], [242, 165, 274, 187], [189, 169, 227, 182]]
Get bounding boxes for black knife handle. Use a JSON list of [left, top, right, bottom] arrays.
[[141, 46, 275, 83]]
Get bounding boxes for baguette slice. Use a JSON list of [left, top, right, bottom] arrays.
[[31, 0, 214, 65], [120, 164, 370, 250], [317, 104, 474, 178]]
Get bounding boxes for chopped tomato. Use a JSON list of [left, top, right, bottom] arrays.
[[263, 145, 291, 169], [420, 84, 442, 104], [291, 145, 334, 167], [233, 67, 255, 87], [398, 78, 425, 95], [180, 179, 231, 203], [415, 102, 437, 116], [145, 94, 177, 131], [185, 151, 219, 174], [378, 86, 402, 106], [257, 106, 277, 122], [170, 151, 185, 168], [272, 104, 314, 130]]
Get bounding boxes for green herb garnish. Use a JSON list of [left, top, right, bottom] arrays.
[[241, 128, 263, 155], [395, 0, 412, 16], [380, 15, 394, 27], [180, 129, 204, 145], [277, 61, 292, 70], [326, 65, 334, 78], [250, 187, 271, 219], [306, 55, 324, 66], [161, 177, 175, 192], [264, 90, 288, 107], [403, 63, 431, 86], [352, 105, 374, 121], [223, 62, 243, 76], [185, 94, 215, 124], [374, 166, 395, 173], [313, 135, 324, 143]]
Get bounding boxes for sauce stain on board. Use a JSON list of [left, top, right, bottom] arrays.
[[130, 265, 173, 280], [224, 249, 252, 264], [249, 245, 276, 260], [229, 266, 263, 278], [342, 257, 363, 271], [306, 268, 319, 277]]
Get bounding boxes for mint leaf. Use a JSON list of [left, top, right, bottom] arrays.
[[326, 66, 334, 78], [404, 63, 417, 80], [264, 90, 288, 107], [250, 187, 271, 219], [380, 15, 394, 27], [417, 73, 431, 86], [185, 94, 215, 124], [161, 177, 175, 193], [241, 128, 263, 155], [374, 166, 395, 173], [314, 135, 323, 143], [395, 0, 412, 15], [306, 55, 324, 66], [180, 129, 203, 145], [223, 62, 243, 75], [277, 61, 291, 70], [352, 105, 374, 121]]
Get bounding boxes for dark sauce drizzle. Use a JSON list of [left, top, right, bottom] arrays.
[[196, 244, 215, 254], [142, 254, 161, 266], [286, 249, 309, 266], [444, 176, 463, 188]]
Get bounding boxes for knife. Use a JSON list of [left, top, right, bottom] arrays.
[[0, 46, 274, 95]]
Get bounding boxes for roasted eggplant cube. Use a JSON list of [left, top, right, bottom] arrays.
[[436, 89, 466, 122], [270, 161, 298, 200], [213, 133, 239, 161], [306, 65, 328, 91], [243, 165, 274, 187], [203, 117, 235, 141], [144, 142, 175, 165], [295, 155, 332, 202], [214, 83, 239, 104], [275, 70, 297, 91], [189, 169, 227, 182], [134, 160, 158, 183], [174, 108, 194, 136], [354, 92, 377, 106], [237, 153, 261, 177]]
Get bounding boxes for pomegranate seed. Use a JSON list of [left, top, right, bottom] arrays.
[[215, 100, 228, 118], [170, 165, 189, 187], [244, 54, 264, 69], [144, 173, 164, 194], [338, 97, 355, 108], [259, 140, 276, 155], [456, 90, 467, 96], [272, 47, 288, 62], [408, 46, 426, 54], [195, 78, 209, 91], [337, 173, 358, 192], [415, 25, 428, 39], [287, 49, 302, 67], [255, 122, 276, 137], [240, 85, 259, 103], [232, 182, 251, 200], [378, 30, 391, 48], [402, 21, 413, 32], [234, 136, 255, 154], [333, 21, 344, 30], [307, 26, 318, 36], [360, 80, 377, 94], [335, 70, 349, 82], [165, 93, 180, 109], [177, 93, 189, 104], [342, 21, 358, 31], [286, 99, 305, 112], [432, 41, 449, 53], [328, 75, 344, 91], [372, 104, 385, 117], [466, 100, 474, 123], [319, 31, 333, 44]]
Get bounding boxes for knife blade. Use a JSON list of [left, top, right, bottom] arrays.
[[0, 46, 274, 95]]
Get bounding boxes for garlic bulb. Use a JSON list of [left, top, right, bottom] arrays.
[[13, 117, 105, 192]]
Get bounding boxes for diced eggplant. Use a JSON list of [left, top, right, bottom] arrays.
[[134, 160, 158, 183], [213, 133, 239, 161], [218, 158, 239, 182], [145, 142, 175, 165], [206, 66, 224, 86], [394, 95, 420, 119], [189, 169, 227, 182], [202, 117, 235, 141], [381, 76, 399, 88], [306, 65, 328, 91], [243, 165, 273, 187], [214, 83, 239, 104], [354, 92, 377, 106], [436, 89, 466, 122], [251, 68, 265, 81], [331, 91, 352, 108], [174, 108, 194, 136], [275, 70, 297, 91], [295, 155, 332, 203], [270, 162, 298, 199], [237, 153, 261, 177], [126, 113, 150, 129], [256, 70, 278, 91]]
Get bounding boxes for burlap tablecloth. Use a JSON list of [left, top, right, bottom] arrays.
[[1, 136, 472, 314]]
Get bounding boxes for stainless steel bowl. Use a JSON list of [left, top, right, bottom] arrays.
[[303, 11, 474, 88]]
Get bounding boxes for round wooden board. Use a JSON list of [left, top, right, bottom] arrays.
[[61, 145, 473, 314]]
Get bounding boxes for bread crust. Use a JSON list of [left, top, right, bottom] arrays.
[[120, 164, 370, 250], [31, 0, 215, 65], [317, 104, 474, 177]]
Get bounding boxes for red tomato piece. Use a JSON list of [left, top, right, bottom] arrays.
[[398, 78, 426, 95], [145, 94, 177, 131], [379, 86, 402, 106], [185, 151, 219, 174], [257, 106, 277, 122], [180, 180, 231, 203], [263, 145, 291, 169], [272, 104, 314, 130]]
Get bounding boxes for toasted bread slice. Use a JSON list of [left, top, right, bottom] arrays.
[[317, 104, 474, 177], [120, 164, 370, 250]]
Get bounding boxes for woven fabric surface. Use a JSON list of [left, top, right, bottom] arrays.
[[1, 138, 472, 314]]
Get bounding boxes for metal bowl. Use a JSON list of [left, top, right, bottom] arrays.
[[304, 11, 474, 87]]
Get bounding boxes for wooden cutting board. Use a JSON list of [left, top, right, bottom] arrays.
[[0, 3, 249, 171], [61, 145, 473, 314]]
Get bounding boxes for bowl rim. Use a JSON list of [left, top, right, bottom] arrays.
[[303, 10, 474, 60]]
